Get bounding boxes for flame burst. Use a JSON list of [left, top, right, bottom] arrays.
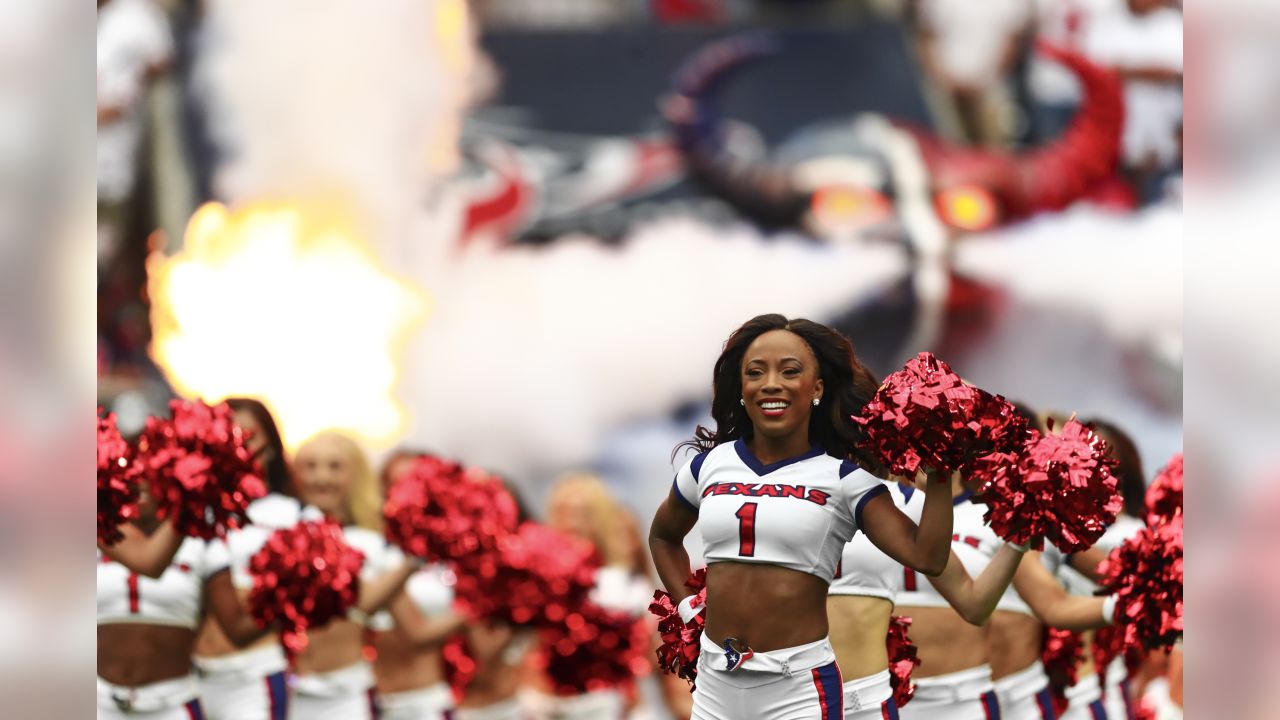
[[148, 200, 428, 450]]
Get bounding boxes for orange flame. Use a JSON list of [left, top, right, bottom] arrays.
[[147, 200, 428, 451]]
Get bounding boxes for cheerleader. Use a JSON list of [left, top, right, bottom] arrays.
[[192, 398, 301, 720], [454, 621, 538, 720], [288, 431, 429, 720], [372, 452, 467, 720], [828, 476, 1027, 718], [98, 483, 267, 719], [649, 314, 955, 720], [897, 470, 1120, 720]]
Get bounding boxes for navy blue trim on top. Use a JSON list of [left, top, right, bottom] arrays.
[[954, 489, 974, 506], [854, 484, 889, 530], [672, 476, 698, 513], [690, 451, 708, 480], [838, 459, 861, 478], [733, 438, 825, 477], [899, 483, 916, 503]]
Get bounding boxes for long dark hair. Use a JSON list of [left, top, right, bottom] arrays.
[[676, 314, 883, 472], [1084, 417, 1146, 519], [227, 397, 292, 496]]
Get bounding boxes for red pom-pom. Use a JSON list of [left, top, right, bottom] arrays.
[[98, 411, 139, 545], [248, 519, 364, 659], [1091, 625, 1142, 700], [133, 399, 267, 539], [1145, 453, 1183, 527], [852, 352, 1028, 476], [452, 522, 599, 627], [648, 569, 707, 687], [1042, 627, 1083, 716], [887, 615, 921, 707], [1099, 514, 1183, 652], [383, 456, 520, 562], [971, 418, 1122, 552], [441, 635, 478, 702], [539, 603, 649, 695]]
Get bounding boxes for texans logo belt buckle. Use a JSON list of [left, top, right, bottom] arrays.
[[112, 691, 134, 712], [723, 637, 754, 672]]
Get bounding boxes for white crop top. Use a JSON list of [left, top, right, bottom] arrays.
[[829, 482, 924, 601], [226, 493, 325, 590], [673, 440, 887, 584], [97, 537, 230, 629]]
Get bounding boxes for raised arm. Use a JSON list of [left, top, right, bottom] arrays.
[[648, 490, 699, 603], [926, 543, 1026, 625], [862, 477, 952, 577], [205, 570, 271, 647], [1012, 551, 1114, 631], [99, 520, 184, 578]]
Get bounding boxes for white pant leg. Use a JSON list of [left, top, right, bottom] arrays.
[[288, 662, 376, 720], [455, 699, 526, 720], [552, 689, 625, 720], [378, 682, 456, 720], [897, 666, 1000, 720], [994, 662, 1056, 720], [97, 676, 204, 720], [692, 658, 845, 720], [195, 646, 292, 720], [1102, 676, 1135, 720], [98, 702, 204, 720], [843, 669, 896, 719]]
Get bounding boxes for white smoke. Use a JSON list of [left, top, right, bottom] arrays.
[[397, 215, 907, 482], [193, 0, 471, 256]]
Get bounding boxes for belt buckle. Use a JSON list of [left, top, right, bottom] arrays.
[[112, 691, 134, 712], [722, 637, 754, 672]]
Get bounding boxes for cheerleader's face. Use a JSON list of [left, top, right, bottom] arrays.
[[294, 435, 356, 521], [740, 329, 824, 443]]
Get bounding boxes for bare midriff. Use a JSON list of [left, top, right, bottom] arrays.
[[458, 631, 534, 709], [98, 624, 196, 687], [293, 620, 366, 675], [988, 610, 1043, 679], [703, 562, 830, 653], [896, 605, 988, 677], [373, 628, 445, 694], [826, 595, 892, 681]]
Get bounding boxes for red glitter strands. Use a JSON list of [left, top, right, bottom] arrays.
[[887, 615, 921, 708], [1145, 453, 1183, 527], [971, 419, 1123, 553], [97, 411, 139, 545], [648, 568, 707, 687], [1099, 513, 1184, 653], [248, 519, 364, 659], [133, 399, 266, 540]]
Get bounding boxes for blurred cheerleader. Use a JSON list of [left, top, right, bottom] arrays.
[[288, 431, 427, 720], [371, 450, 468, 720], [896, 463, 1120, 720], [191, 398, 304, 720], [828, 472, 1027, 719], [97, 479, 267, 718]]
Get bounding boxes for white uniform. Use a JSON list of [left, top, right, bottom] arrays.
[[98, 537, 230, 719], [376, 565, 459, 720], [895, 491, 1002, 720], [829, 482, 923, 719], [1057, 515, 1144, 720], [673, 440, 887, 720], [288, 526, 404, 720], [195, 494, 319, 720]]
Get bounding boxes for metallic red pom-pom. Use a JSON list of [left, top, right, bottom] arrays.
[[971, 419, 1122, 552], [248, 519, 364, 659], [98, 411, 139, 545], [852, 352, 1028, 476], [1091, 624, 1142, 701], [133, 399, 267, 540], [887, 615, 921, 707], [441, 635, 477, 702], [539, 602, 648, 695], [1042, 627, 1084, 716], [1145, 453, 1183, 527], [383, 456, 520, 562], [649, 569, 708, 687], [1099, 513, 1183, 652], [452, 522, 599, 627]]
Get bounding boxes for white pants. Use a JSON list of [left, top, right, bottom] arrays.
[[1059, 673, 1106, 720], [289, 661, 377, 720], [98, 676, 205, 719], [551, 689, 625, 719], [897, 665, 1001, 720], [844, 669, 898, 719], [195, 644, 290, 720], [994, 661, 1056, 720], [378, 682, 456, 720], [456, 699, 526, 720], [1100, 659, 1135, 720], [691, 633, 844, 719]]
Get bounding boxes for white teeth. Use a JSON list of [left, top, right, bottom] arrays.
[[761, 401, 788, 410]]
